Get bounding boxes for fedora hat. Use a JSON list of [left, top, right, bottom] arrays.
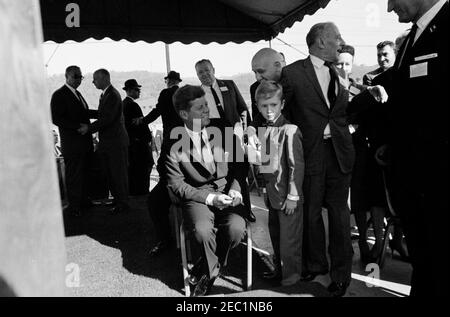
[[123, 79, 142, 91], [164, 71, 182, 82]]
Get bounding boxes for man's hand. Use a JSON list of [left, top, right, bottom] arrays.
[[246, 126, 261, 150], [78, 124, 89, 135], [375, 144, 390, 167], [228, 190, 243, 207], [367, 85, 388, 103], [132, 117, 144, 125], [212, 194, 233, 210], [282, 198, 297, 215]]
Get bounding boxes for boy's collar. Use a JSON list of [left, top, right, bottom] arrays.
[[263, 113, 285, 127]]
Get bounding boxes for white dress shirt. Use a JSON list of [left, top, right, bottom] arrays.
[[310, 54, 336, 139], [184, 125, 216, 174], [202, 80, 224, 119], [184, 125, 219, 206], [414, 0, 447, 44]]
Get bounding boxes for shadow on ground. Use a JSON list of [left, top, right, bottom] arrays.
[[63, 194, 329, 297]]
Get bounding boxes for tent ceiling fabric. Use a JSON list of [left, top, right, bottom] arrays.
[[40, 0, 331, 44]]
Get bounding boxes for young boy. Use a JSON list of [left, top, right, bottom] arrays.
[[248, 80, 305, 286]]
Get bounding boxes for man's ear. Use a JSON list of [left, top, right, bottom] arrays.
[[318, 37, 325, 49], [179, 110, 189, 121], [281, 100, 285, 111]]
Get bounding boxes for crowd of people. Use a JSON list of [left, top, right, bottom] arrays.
[[50, 0, 448, 297]]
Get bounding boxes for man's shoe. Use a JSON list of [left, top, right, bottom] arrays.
[[247, 211, 256, 223], [327, 281, 350, 297], [262, 270, 281, 281], [110, 204, 130, 214], [262, 270, 282, 286], [192, 274, 217, 297], [300, 270, 328, 282], [149, 241, 169, 257]]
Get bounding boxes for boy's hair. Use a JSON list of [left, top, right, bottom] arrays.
[[340, 44, 355, 57], [172, 85, 205, 113], [255, 80, 284, 104]]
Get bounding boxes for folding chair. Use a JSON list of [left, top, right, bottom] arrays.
[[377, 169, 403, 268], [168, 189, 253, 297], [248, 164, 263, 196]]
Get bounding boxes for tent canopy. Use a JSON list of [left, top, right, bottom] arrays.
[[40, 0, 331, 44]]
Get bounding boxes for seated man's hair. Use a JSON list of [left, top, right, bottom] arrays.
[[255, 80, 284, 103], [340, 44, 355, 57], [172, 85, 205, 113]]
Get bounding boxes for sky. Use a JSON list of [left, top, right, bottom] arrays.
[[42, 0, 410, 78]]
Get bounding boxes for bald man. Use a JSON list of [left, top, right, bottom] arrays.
[[79, 69, 130, 213], [249, 48, 285, 122]]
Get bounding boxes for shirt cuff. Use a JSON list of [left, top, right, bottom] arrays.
[[206, 193, 216, 206], [229, 190, 242, 202], [287, 194, 300, 201]]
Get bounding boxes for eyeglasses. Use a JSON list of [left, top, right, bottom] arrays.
[[73, 75, 84, 80]]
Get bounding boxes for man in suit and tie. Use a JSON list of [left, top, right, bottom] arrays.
[[122, 79, 154, 196], [278, 23, 354, 297], [51, 66, 95, 217], [165, 85, 248, 296], [195, 59, 248, 129], [196, 59, 255, 223], [79, 69, 130, 213], [376, 0, 449, 296], [133, 71, 184, 256]]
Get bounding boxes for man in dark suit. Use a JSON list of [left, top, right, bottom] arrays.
[[249, 48, 285, 123], [79, 69, 130, 213], [166, 85, 248, 296], [51, 66, 95, 216], [196, 59, 254, 223], [376, 0, 449, 296], [280, 23, 354, 296], [133, 71, 183, 256], [195, 59, 248, 129], [122, 79, 154, 196]]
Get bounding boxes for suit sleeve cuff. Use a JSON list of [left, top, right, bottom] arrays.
[[206, 194, 216, 206]]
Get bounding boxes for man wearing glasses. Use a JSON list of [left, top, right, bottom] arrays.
[[50, 65, 96, 217]]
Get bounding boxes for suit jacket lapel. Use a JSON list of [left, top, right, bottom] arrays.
[[412, 4, 447, 55], [216, 80, 231, 114], [181, 130, 215, 177], [303, 58, 329, 111], [64, 85, 86, 110]]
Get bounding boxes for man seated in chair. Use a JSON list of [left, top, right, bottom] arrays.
[[165, 85, 248, 297]]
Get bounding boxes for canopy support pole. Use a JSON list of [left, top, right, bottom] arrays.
[[165, 44, 171, 73]]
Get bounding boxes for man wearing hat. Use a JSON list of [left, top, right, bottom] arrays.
[[122, 79, 154, 196], [133, 71, 184, 256]]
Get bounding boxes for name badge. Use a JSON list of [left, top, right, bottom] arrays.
[[220, 86, 229, 92], [410, 62, 428, 78], [414, 53, 438, 62], [349, 85, 361, 95]]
